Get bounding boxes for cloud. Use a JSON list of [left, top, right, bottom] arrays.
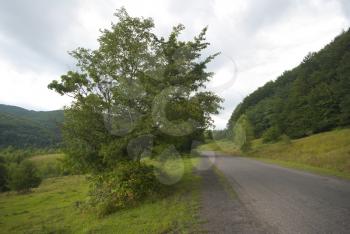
[[0, 0, 82, 72], [0, 0, 349, 129]]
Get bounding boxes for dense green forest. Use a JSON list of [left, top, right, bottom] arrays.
[[228, 29, 350, 140], [0, 104, 63, 148]]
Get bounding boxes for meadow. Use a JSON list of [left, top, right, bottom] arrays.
[[0, 156, 201, 234]]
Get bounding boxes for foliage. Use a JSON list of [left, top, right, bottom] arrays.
[[0, 156, 8, 192], [7, 160, 42, 192], [48, 8, 222, 173], [197, 140, 241, 156], [0, 158, 200, 233], [0, 104, 63, 148], [212, 129, 229, 140], [87, 161, 161, 217], [29, 154, 67, 178], [280, 134, 291, 145], [262, 126, 281, 143], [0, 146, 61, 164], [228, 29, 350, 140]]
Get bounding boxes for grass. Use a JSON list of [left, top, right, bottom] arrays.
[[198, 128, 350, 180], [0, 157, 201, 234], [254, 158, 350, 180]]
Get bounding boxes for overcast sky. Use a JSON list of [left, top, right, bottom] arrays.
[[0, 0, 349, 129]]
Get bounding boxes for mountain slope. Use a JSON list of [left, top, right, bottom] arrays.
[[228, 29, 350, 139], [0, 104, 64, 148]]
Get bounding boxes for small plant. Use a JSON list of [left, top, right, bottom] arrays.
[[262, 126, 281, 143], [280, 134, 291, 145], [7, 160, 42, 193], [87, 161, 161, 217]]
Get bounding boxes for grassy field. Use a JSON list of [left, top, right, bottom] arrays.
[[0, 157, 201, 234], [198, 128, 350, 179]]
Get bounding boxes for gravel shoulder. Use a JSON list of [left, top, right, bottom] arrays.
[[198, 157, 271, 233]]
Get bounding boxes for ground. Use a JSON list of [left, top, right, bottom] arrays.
[[0, 158, 200, 234]]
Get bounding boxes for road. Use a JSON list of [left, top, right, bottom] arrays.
[[200, 151, 350, 234]]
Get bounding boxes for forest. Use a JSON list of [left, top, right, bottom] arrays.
[[228, 29, 350, 142], [0, 104, 63, 148]]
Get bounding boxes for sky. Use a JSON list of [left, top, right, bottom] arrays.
[[0, 0, 349, 129]]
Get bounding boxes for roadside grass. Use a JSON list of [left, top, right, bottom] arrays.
[[0, 157, 201, 234], [198, 128, 350, 180], [253, 158, 350, 180]]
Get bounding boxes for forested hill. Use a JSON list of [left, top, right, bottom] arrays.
[[228, 29, 350, 139], [0, 104, 64, 148]]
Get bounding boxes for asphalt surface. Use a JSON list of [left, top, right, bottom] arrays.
[[200, 151, 350, 234]]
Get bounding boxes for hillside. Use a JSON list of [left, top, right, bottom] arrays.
[[0, 104, 64, 148], [228, 29, 350, 139]]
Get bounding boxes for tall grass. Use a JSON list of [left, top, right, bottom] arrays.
[[249, 128, 350, 174]]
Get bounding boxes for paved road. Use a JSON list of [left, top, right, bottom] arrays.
[[200, 151, 350, 234]]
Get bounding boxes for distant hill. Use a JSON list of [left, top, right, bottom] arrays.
[[0, 104, 64, 148], [228, 29, 350, 139]]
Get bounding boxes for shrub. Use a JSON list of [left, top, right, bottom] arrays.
[[262, 126, 281, 143], [87, 161, 161, 217], [0, 157, 8, 192], [7, 161, 42, 192], [280, 134, 291, 145]]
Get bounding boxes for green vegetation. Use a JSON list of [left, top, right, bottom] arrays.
[[7, 160, 42, 192], [46, 8, 221, 215], [197, 140, 240, 155], [0, 150, 66, 193], [199, 128, 350, 179], [0, 147, 61, 163], [227, 29, 350, 141], [0, 104, 63, 148], [0, 158, 201, 234], [249, 128, 350, 177], [29, 154, 65, 178], [87, 161, 161, 217], [0, 157, 7, 192]]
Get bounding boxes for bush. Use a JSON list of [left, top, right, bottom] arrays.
[[280, 134, 291, 145], [87, 161, 161, 217], [0, 157, 8, 192], [7, 161, 42, 192], [262, 126, 281, 143]]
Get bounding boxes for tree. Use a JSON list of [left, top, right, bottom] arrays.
[[48, 8, 222, 173], [7, 161, 41, 192], [262, 126, 281, 143], [0, 156, 8, 192]]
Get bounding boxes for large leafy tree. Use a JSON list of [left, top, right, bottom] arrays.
[[49, 9, 222, 173]]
